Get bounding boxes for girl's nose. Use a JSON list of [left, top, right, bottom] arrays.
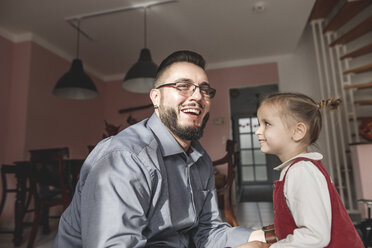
[[255, 126, 262, 135]]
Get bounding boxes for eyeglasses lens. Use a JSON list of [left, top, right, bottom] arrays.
[[175, 82, 215, 98]]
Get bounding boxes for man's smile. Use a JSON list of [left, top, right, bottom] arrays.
[[181, 108, 201, 115], [180, 103, 204, 119]]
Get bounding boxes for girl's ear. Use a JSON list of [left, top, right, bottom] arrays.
[[292, 122, 307, 142]]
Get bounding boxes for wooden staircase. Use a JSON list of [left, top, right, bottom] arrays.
[[323, 0, 372, 33], [310, 0, 372, 116], [340, 43, 372, 60], [329, 15, 372, 47], [309, 0, 372, 212], [343, 63, 372, 75], [344, 81, 372, 90]]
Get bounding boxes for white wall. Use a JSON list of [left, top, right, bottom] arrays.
[[276, 25, 330, 170]]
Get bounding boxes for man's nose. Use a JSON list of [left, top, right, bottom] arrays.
[[190, 86, 203, 100]]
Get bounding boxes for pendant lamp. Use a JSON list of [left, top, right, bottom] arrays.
[[122, 7, 158, 93], [53, 20, 98, 100]]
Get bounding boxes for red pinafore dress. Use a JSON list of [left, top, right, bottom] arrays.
[[273, 157, 363, 247]]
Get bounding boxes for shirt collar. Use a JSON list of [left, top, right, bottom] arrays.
[[147, 113, 205, 159], [274, 152, 323, 171]]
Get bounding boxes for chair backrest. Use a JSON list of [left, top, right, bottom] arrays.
[[87, 145, 95, 153], [213, 140, 238, 226], [29, 147, 70, 203], [213, 140, 235, 193]]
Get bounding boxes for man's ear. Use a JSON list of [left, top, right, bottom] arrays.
[[292, 122, 307, 142], [150, 88, 160, 108]]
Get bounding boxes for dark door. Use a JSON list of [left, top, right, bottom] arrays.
[[230, 85, 281, 200]]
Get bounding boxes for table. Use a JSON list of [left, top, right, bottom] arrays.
[[13, 161, 30, 246], [13, 159, 84, 246]]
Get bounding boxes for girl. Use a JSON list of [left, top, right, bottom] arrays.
[[255, 92, 363, 247]]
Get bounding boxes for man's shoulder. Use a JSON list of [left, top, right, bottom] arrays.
[[86, 118, 157, 164], [111, 118, 156, 154], [80, 118, 160, 181]]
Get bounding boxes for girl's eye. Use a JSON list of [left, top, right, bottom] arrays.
[[265, 122, 270, 126]]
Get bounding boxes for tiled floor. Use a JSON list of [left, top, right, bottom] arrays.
[[0, 219, 58, 248], [235, 202, 274, 230], [0, 202, 274, 248]]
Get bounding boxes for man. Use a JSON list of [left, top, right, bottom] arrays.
[[53, 50, 268, 247]]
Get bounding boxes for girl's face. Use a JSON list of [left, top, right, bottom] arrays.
[[255, 104, 297, 162]]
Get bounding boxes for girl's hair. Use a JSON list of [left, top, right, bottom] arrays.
[[259, 92, 341, 144]]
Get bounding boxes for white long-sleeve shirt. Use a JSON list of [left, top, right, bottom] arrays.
[[271, 152, 332, 248]]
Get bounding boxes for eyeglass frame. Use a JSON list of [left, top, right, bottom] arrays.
[[155, 80, 216, 99]]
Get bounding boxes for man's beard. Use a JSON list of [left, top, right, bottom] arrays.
[[159, 106, 209, 141]]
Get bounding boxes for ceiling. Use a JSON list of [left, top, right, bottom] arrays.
[[0, 0, 316, 81]]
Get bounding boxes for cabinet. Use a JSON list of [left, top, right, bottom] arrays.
[[350, 143, 372, 219]]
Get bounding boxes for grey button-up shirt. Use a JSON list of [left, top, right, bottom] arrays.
[[53, 113, 251, 248]]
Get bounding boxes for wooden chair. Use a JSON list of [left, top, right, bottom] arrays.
[[0, 164, 33, 235], [27, 147, 70, 248], [0, 164, 17, 218], [87, 145, 95, 153], [213, 140, 238, 227]]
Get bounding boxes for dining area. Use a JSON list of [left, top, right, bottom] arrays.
[[0, 147, 85, 247], [0, 137, 256, 247], [0, 139, 275, 248]]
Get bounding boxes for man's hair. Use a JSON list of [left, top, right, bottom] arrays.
[[154, 50, 205, 87]]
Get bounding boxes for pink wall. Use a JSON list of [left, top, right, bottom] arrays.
[[102, 80, 153, 134], [0, 34, 278, 226], [202, 63, 279, 160], [25, 42, 105, 159], [0, 38, 105, 225], [0, 36, 16, 225], [0, 36, 13, 164], [3, 41, 32, 164], [0, 40, 32, 224]]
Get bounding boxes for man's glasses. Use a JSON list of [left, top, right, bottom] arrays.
[[155, 80, 216, 99]]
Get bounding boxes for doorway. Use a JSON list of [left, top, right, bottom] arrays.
[[230, 84, 281, 202]]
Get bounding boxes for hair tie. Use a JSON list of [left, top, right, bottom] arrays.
[[317, 98, 341, 110]]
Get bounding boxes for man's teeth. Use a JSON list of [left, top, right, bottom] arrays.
[[183, 109, 200, 115]]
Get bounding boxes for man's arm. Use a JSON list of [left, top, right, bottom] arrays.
[[192, 165, 252, 248], [80, 150, 152, 248]]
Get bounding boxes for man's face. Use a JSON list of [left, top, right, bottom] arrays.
[[150, 62, 212, 141]]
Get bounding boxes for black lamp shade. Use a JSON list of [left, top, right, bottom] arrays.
[[122, 48, 158, 93], [53, 59, 98, 100]]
